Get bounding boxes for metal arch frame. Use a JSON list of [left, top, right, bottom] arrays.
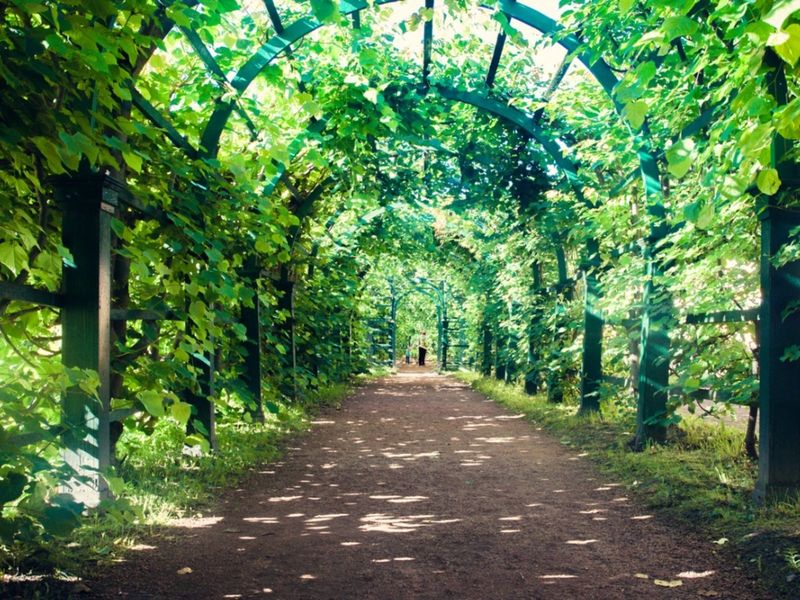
[[273, 84, 594, 271], [268, 82, 592, 224], [390, 277, 448, 368], [134, 0, 690, 204], [135, 0, 670, 440], [394, 278, 446, 309], [282, 85, 605, 406], [197, 0, 635, 165]]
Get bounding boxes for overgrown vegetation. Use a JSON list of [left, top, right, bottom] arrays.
[[1, 0, 799, 586]]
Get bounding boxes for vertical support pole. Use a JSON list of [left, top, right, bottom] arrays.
[[422, 0, 434, 87], [754, 49, 800, 500], [275, 268, 296, 400], [390, 295, 397, 366], [755, 206, 800, 501], [440, 281, 448, 371], [495, 330, 506, 381], [241, 280, 264, 422], [347, 315, 353, 374], [436, 304, 443, 367], [547, 243, 570, 402], [482, 319, 493, 376], [633, 140, 671, 447], [525, 320, 540, 394], [526, 263, 543, 395], [441, 317, 449, 371], [57, 173, 115, 505], [504, 301, 514, 384], [580, 241, 603, 413], [184, 325, 216, 449], [634, 244, 670, 446]]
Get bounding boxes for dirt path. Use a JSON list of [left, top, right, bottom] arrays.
[[90, 367, 767, 599]]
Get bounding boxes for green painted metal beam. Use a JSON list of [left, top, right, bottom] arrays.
[[486, 31, 507, 88], [177, 27, 259, 139], [532, 55, 572, 124], [0, 281, 63, 308], [201, 0, 372, 156], [609, 104, 718, 197], [684, 308, 759, 325], [263, 0, 285, 33], [493, 0, 619, 98], [198, 0, 638, 163], [435, 85, 581, 186], [422, 0, 435, 87], [55, 173, 117, 506], [130, 87, 197, 155], [109, 308, 181, 321]]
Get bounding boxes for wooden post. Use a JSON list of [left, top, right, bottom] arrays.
[[495, 330, 506, 381], [56, 172, 116, 506], [634, 247, 671, 447], [580, 270, 603, 413], [241, 291, 264, 422], [755, 206, 800, 501], [481, 320, 493, 376], [184, 323, 217, 449], [274, 269, 296, 400]]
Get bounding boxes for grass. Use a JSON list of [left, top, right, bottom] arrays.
[[454, 371, 800, 597], [2, 370, 391, 593]]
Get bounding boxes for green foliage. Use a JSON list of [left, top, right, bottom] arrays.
[[0, 0, 798, 584]]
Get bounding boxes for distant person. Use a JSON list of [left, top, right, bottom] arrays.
[[418, 332, 427, 366], [405, 346, 411, 364]]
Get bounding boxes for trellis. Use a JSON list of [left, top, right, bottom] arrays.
[[0, 0, 798, 505]]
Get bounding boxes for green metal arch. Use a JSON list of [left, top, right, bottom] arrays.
[[395, 286, 441, 311], [271, 84, 588, 223], [199, 0, 630, 164], [434, 85, 581, 188]]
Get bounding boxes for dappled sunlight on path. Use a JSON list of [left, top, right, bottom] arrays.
[[90, 367, 767, 599]]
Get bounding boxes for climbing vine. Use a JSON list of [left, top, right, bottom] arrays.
[[0, 0, 798, 574]]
